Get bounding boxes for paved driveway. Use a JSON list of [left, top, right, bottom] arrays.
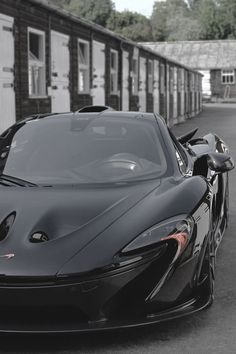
[[1, 104, 236, 353]]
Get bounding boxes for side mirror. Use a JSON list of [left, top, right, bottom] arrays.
[[207, 152, 234, 173]]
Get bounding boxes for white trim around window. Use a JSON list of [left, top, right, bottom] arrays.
[[28, 27, 46, 98], [110, 49, 119, 94], [221, 69, 235, 84], [78, 38, 90, 94]]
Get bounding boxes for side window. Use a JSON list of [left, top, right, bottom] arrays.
[[175, 148, 186, 173], [169, 129, 188, 173]]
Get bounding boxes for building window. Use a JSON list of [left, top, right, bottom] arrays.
[[78, 39, 90, 93], [28, 28, 46, 97], [148, 60, 154, 93], [132, 58, 138, 95], [110, 50, 118, 94], [221, 69, 235, 84]]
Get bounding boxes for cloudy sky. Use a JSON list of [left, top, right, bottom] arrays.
[[113, 0, 157, 17]]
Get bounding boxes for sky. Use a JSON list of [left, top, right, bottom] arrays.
[[113, 0, 157, 18]]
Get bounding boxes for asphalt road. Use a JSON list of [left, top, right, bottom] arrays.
[[1, 103, 236, 354]]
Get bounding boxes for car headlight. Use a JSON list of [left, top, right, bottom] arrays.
[[113, 215, 194, 268]]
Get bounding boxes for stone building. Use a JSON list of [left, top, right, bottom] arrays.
[[143, 40, 236, 101]]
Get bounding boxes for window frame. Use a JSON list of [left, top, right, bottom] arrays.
[[221, 69, 235, 85], [28, 27, 46, 98], [78, 38, 90, 94], [110, 49, 119, 94]]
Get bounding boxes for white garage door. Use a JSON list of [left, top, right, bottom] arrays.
[[122, 51, 129, 111], [0, 14, 15, 133], [139, 57, 146, 112], [51, 30, 70, 113], [92, 41, 105, 105], [153, 60, 160, 114]]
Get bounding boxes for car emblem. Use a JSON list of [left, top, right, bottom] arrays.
[[0, 253, 15, 259]]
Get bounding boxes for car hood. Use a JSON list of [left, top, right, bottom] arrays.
[[59, 175, 208, 276], [0, 181, 160, 277]]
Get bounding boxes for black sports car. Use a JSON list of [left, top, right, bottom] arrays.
[[0, 106, 233, 333]]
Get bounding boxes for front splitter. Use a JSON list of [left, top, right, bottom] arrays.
[[0, 295, 211, 333]]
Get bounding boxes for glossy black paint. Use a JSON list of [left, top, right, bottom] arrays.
[[0, 110, 233, 333]]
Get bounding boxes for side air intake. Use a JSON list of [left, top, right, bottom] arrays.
[[0, 212, 16, 241]]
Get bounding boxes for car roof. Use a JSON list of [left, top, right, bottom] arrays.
[[21, 111, 162, 125]]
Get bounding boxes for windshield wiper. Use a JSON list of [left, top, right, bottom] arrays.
[[0, 174, 38, 187]]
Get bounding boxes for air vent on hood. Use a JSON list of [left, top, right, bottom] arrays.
[[77, 105, 114, 113], [0, 212, 16, 241], [30, 232, 49, 243]]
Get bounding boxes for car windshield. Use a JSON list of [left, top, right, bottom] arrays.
[[0, 113, 169, 185]]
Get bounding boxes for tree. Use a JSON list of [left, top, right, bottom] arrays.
[[151, 0, 195, 41], [191, 0, 220, 39], [216, 0, 236, 39], [166, 14, 202, 41], [107, 11, 152, 41], [49, 0, 236, 42], [151, 1, 168, 41], [64, 0, 115, 27]]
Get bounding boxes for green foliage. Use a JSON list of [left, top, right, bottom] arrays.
[[216, 0, 236, 39], [191, 0, 220, 39], [49, 0, 236, 41], [151, 1, 168, 41], [50, 0, 114, 27], [166, 14, 202, 41], [66, 0, 114, 27], [107, 11, 153, 41], [151, 0, 194, 41]]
